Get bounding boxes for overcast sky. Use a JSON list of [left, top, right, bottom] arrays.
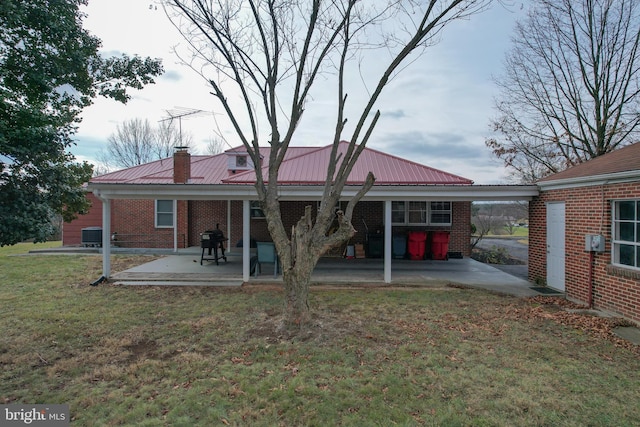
[[76, 1, 526, 184]]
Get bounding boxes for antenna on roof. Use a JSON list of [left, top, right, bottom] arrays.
[[160, 107, 211, 147]]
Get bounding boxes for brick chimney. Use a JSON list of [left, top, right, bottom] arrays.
[[173, 146, 191, 183]]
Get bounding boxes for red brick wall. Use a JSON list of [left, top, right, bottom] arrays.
[[530, 182, 640, 323], [110, 199, 188, 249], [62, 192, 103, 246], [188, 200, 228, 245], [188, 199, 471, 255]]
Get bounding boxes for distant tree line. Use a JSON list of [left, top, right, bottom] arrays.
[[471, 202, 528, 240]]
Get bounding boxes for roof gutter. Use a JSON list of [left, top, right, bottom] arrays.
[[537, 170, 640, 191]]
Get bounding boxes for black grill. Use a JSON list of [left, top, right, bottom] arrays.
[[200, 229, 226, 265]]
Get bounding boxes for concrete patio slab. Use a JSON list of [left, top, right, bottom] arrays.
[[110, 249, 541, 298]]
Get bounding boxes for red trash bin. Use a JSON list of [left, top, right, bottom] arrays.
[[431, 231, 450, 260], [408, 231, 427, 260]]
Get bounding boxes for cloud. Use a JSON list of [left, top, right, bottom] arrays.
[[369, 130, 506, 183], [161, 69, 182, 82], [382, 109, 407, 119], [100, 49, 125, 58], [377, 131, 484, 160]]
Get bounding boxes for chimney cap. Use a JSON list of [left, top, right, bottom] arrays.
[[175, 146, 189, 152]]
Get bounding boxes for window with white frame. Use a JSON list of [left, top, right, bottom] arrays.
[[391, 201, 452, 226], [430, 201, 452, 224], [612, 200, 640, 269], [408, 201, 427, 224], [155, 200, 174, 228], [392, 201, 406, 223], [250, 201, 265, 218]]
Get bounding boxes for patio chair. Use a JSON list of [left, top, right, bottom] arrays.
[[255, 242, 278, 277]]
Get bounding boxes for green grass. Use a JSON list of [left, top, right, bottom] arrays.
[[1, 251, 639, 426], [0, 240, 62, 256], [485, 226, 529, 238]]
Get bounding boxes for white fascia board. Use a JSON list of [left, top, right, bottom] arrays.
[[89, 183, 538, 201], [537, 170, 640, 191], [89, 184, 259, 200], [353, 185, 539, 201]]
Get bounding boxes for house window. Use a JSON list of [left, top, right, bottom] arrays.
[[430, 201, 452, 225], [408, 201, 428, 224], [392, 201, 406, 223], [155, 200, 174, 228], [391, 201, 452, 226], [612, 200, 640, 269], [250, 201, 265, 218]]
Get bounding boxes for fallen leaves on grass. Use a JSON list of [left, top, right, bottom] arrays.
[[524, 296, 639, 356]]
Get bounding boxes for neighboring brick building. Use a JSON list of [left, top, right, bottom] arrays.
[[69, 141, 537, 282], [530, 142, 640, 323]]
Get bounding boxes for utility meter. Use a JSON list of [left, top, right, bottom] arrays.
[[585, 234, 605, 252]]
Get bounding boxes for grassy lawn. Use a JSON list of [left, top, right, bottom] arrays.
[[1, 240, 62, 256], [1, 248, 639, 426], [484, 226, 529, 238]]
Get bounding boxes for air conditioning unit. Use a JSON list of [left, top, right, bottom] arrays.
[[81, 227, 102, 247]]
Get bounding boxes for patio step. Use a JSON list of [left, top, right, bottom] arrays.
[[113, 280, 243, 287]]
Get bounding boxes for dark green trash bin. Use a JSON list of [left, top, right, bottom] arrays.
[[366, 234, 384, 258]]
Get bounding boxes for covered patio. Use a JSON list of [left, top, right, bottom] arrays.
[[92, 185, 539, 285], [108, 246, 542, 297]]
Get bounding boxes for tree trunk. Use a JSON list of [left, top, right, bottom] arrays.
[[279, 205, 355, 329], [282, 259, 313, 327], [281, 205, 317, 327]]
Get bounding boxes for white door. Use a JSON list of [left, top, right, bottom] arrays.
[[546, 202, 566, 291]]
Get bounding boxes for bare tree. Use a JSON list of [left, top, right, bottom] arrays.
[[92, 164, 111, 177], [99, 118, 193, 170], [99, 118, 156, 169], [165, 0, 491, 328], [205, 136, 226, 155], [156, 120, 194, 157], [472, 203, 499, 243], [486, 0, 640, 183]]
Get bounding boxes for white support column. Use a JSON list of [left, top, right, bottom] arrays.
[[227, 200, 232, 254], [242, 200, 251, 282], [384, 200, 392, 283], [173, 199, 178, 253], [101, 198, 111, 278]]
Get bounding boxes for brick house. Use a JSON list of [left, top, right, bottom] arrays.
[[530, 142, 640, 323], [71, 141, 537, 282]]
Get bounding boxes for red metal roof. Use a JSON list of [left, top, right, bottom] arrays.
[[537, 142, 640, 183], [91, 141, 473, 186]]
